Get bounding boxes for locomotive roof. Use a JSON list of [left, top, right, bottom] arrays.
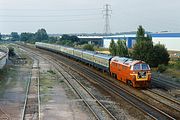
[[111, 56, 142, 66]]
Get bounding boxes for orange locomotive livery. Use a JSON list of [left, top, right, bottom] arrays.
[[110, 57, 151, 87]]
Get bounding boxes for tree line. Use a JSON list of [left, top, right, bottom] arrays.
[[1, 28, 82, 46], [109, 39, 128, 57], [1, 26, 170, 68], [109, 25, 170, 68]]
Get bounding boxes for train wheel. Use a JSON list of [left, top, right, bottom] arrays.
[[114, 74, 117, 79]]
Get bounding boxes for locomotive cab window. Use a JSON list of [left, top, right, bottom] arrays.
[[133, 63, 149, 70], [142, 64, 149, 70], [134, 64, 141, 70]]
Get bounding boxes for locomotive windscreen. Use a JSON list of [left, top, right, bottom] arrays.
[[133, 63, 149, 70]]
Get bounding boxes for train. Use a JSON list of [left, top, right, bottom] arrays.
[[35, 42, 151, 87]]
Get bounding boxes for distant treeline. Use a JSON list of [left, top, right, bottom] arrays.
[[0, 28, 89, 47]]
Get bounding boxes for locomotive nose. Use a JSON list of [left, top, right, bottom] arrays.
[[138, 71, 146, 78]]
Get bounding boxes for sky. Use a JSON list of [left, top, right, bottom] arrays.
[[0, 0, 180, 34]]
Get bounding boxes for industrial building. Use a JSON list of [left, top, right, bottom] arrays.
[[102, 33, 180, 51], [103, 34, 136, 48], [78, 33, 180, 51], [151, 33, 180, 51]]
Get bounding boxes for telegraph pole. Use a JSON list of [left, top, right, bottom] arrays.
[[103, 4, 112, 35]]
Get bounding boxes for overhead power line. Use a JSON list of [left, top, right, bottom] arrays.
[[0, 13, 101, 18], [0, 18, 101, 23], [0, 8, 102, 11], [102, 4, 112, 35]]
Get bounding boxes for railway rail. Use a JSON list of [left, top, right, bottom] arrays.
[[71, 62, 176, 120], [141, 89, 180, 117], [151, 76, 180, 90], [19, 44, 178, 120], [152, 74, 180, 87], [50, 58, 117, 120], [19, 45, 117, 120], [22, 56, 40, 120], [146, 89, 180, 108], [0, 108, 10, 119]]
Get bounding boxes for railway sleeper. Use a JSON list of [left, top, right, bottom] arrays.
[[25, 104, 38, 114]]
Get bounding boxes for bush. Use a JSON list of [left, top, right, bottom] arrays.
[[157, 64, 167, 73], [83, 44, 94, 51], [8, 47, 15, 56], [174, 60, 180, 69]]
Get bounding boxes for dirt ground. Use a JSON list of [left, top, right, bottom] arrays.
[[0, 46, 95, 120], [39, 58, 93, 120], [0, 55, 32, 120]]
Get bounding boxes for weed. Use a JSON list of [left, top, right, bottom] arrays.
[[47, 70, 56, 75]]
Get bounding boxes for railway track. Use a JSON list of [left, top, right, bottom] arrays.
[[151, 76, 180, 90], [21, 46, 117, 120], [71, 62, 176, 120], [0, 108, 10, 119], [19, 44, 178, 120], [152, 74, 180, 87], [22, 56, 40, 120], [51, 58, 117, 120], [141, 89, 180, 117], [146, 89, 180, 108]]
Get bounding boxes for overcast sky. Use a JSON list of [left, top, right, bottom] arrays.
[[0, 0, 180, 34]]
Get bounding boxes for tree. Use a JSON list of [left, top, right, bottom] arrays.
[[61, 34, 80, 43], [48, 36, 58, 43], [136, 25, 145, 43], [11, 32, 19, 41], [132, 40, 153, 63], [83, 44, 94, 51], [20, 32, 35, 42], [116, 40, 128, 57], [35, 28, 48, 41], [132, 25, 154, 64], [109, 39, 117, 56], [149, 44, 170, 67], [58, 34, 80, 46], [132, 25, 170, 67]]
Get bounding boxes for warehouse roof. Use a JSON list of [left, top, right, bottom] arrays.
[[150, 33, 180, 37]]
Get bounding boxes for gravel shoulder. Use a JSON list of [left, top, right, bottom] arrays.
[[39, 58, 92, 120], [0, 48, 32, 120]]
